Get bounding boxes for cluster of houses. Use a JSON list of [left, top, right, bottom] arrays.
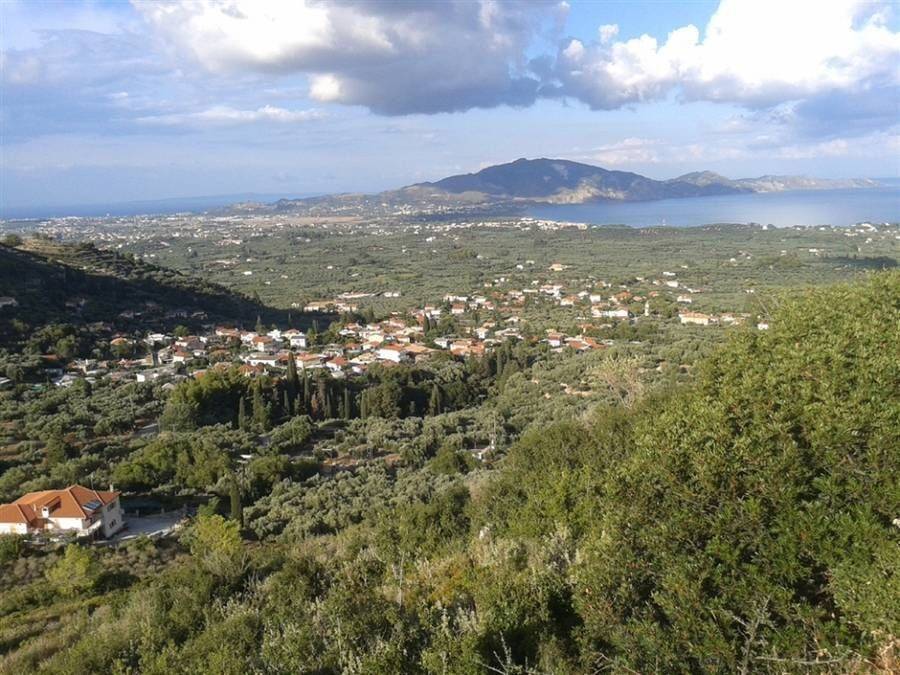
[[30, 262, 773, 391], [218, 321, 439, 376]]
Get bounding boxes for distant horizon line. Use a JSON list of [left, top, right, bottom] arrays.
[[2, 174, 899, 221]]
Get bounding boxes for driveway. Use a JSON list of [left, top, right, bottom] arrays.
[[110, 510, 187, 542]]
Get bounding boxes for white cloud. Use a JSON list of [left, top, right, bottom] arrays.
[[134, 0, 565, 115], [137, 105, 324, 126], [598, 24, 618, 45], [589, 137, 661, 166], [556, 0, 900, 111]]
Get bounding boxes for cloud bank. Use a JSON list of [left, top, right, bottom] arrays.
[[555, 1, 899, 110], [5, 0, 897, 127], [128, 0, 900, 128], [134, 0, 564, 115], [550, 0, 900, 150]]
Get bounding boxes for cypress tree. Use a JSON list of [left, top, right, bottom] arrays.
[[252, 383, 269, 431], [302, 372, 310, 407], [237, 397, 248, 430], [325, 391, 334, 419], [229, 474, 243, 527], [285, 352, 299, 397], [317, 378, 327, 414], [429, 383, 442, 416], [343, 388, 352, 420]]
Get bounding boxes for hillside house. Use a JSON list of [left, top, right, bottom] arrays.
[[0, 485, 124, 538], [376, 344, 410, 363], [171, 348, 192, 364], [593, 307, 630, 319], [546, 332, 565, 348], [679, 312, 713, 326], [245, 352, 279, 367], [284, 329, 307, 348], [403, 343, 434, 362], [251, 335, 277, 353]]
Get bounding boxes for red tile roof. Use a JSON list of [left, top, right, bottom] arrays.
[[12, 485, 118, 520], [0, 502, 38, 526]]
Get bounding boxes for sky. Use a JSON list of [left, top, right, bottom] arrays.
[[1, 0, 899, 211]]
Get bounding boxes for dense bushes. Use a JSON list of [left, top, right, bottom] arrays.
[[483, 271, 900, 670]]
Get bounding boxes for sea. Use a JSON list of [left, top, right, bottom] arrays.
[[0, 192, 320, 221], [526, 187, 900, 228]]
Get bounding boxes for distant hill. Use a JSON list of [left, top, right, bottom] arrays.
[[673, 170, 878, 194], [400, 158, 750, 204], [0, 239, 289, 346], [401, 158, 880, 204]]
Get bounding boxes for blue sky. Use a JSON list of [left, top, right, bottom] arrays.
[[1, 0, 898, 211]]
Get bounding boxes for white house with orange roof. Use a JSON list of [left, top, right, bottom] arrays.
[[0, 485, 124, 538]]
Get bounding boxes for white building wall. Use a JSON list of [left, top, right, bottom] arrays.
[[45, 516, 88, 533], [101, 500, 125, 537]]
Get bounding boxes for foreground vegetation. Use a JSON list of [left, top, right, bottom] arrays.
[[1, 271, 896, 673]]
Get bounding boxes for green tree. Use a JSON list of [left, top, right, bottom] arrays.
[[302, 373, 310, 410], [44, 431, 68, 467], [46, 544, 100, 597], [285, 353, 299, 403], [251, 383, 270, 431], [229, 474, 243, 527], [343, 388, 352, 420], [55, 335, 77, 359], [184, 514, 246, 580], [0, 534, 24, 564], [428, 383, 442, 416], [237, 396, 248, 430], [160, 397, 199, 432]]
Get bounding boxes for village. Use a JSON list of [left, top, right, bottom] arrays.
[[21, 255, 770, 396]]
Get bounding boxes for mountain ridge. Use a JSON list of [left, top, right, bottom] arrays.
[[240, 158, 881, 214], [401, 158, 879, 204]]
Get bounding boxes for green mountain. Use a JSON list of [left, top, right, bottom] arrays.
[[407, 157, 750, 203]]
